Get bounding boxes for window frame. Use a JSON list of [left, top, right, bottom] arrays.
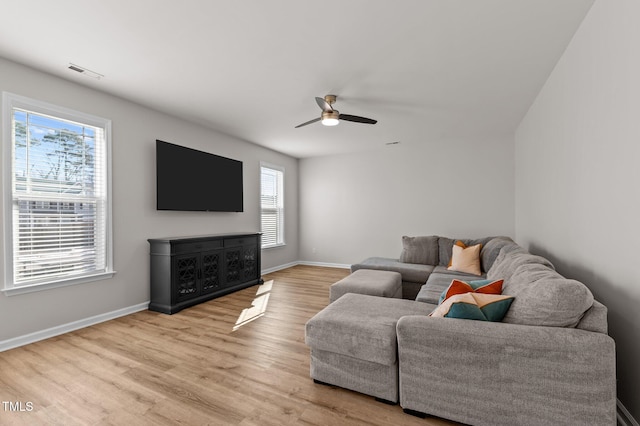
[[2, 92, 115, 296], [260, 162, 285, 249]]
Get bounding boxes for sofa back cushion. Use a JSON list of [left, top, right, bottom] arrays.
[[438, 237, 461, 267], [438, 236, 494, 268], [480, 237, 515, 273], [399, 235, 439, 265], [501, 263, 594, 328], [487, 248, 552, 283]]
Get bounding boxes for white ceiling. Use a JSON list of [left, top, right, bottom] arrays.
[[0, 0, 594, 158]]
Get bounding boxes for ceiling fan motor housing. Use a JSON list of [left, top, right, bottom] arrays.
[[324, 94, 337, 105]]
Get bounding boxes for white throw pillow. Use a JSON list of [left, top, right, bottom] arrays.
[[447, 243, 482, 275]]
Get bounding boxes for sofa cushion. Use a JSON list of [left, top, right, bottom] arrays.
[[399, 235, 439, 265], [439, 279, 504, 304], [438, 237, 458, 267], [431, 265, 487, 277], [502, 263, 594, 328], [487, 249, 553, 283], [430, 293, 514, 322], [305, 293, 432, 365], [351, 257, 434, 283], [447, 243, 482, 275], [415, 271, 487, 304], [438, 236, 494, 267], [447, 240, 467, 266], [329, 269, 402, 303], [480, 237, 515, 272]]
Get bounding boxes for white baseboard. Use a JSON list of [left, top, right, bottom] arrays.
[[262, 261, 350, 276], [297, 260, 351, 269], [0, 302, 149, 352], [618, 399, 639, 426], [261, 261, 300, 275]]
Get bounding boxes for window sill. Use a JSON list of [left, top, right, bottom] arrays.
[[2, 271, 116, 296], [262, 243, 286, 250]]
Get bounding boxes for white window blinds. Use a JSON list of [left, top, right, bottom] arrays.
[[3, 93, 113, 292], [260, 164, 284, 248]]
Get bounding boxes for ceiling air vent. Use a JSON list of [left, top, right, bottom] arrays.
[[68, 63, 104, 80]]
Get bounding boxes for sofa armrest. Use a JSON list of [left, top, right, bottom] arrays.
[[577, 299, 608, 333], [396, 316, 616, 426]]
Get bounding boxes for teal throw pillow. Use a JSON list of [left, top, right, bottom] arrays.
[[430, 293, 514, 322]]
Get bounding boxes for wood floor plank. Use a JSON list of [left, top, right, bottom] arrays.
[[0, 265, 459, 425]]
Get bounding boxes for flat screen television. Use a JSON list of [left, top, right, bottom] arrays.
[[156, 140, 243, 212]]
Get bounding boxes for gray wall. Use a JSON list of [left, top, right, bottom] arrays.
[[299, 136, 515, 265], [515, 0, 640, 419], [0, 57, 299, 342]]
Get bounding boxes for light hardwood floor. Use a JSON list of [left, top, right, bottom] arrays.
[[0, 265, 458, 426]]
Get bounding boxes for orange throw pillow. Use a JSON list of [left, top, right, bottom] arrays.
[[440, 279, 504, 304]]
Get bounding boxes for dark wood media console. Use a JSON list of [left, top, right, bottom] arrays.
[[148, 232, 262, 314]]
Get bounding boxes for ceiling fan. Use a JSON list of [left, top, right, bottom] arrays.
[[295, 95, 377, 128]]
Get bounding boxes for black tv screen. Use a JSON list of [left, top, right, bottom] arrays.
[[156, 140, 243, 212]]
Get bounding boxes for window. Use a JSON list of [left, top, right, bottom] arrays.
[[2, 92, 113, 295], [260, 163, 284, 248]]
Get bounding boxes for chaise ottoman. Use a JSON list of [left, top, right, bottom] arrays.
[[329, 269, 402, 303], [305, 293, 432, 403]]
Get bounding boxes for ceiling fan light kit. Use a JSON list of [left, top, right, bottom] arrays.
[[295, 94, 377, 128], [321, 110, 340, 126]]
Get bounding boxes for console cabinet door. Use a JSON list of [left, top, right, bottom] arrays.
[[173, 253, 200, 301], [242, 243, 258, 281], [224, 247, 243, 287], [200, 249, 223, 295]]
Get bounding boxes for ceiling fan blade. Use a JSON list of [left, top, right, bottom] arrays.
[[315, 97, 333, 112], [339, 114, 377, 125], [295, 117, 321, 128]]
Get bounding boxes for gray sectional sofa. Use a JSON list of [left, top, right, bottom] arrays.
[[307, 235, 616, 426], [351, 235, 502, 300]]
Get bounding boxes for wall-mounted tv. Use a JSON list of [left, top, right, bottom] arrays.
[[156, 140, 243, 212]]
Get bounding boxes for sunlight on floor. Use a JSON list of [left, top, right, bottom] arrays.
[[233, 280, 273, 331]]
